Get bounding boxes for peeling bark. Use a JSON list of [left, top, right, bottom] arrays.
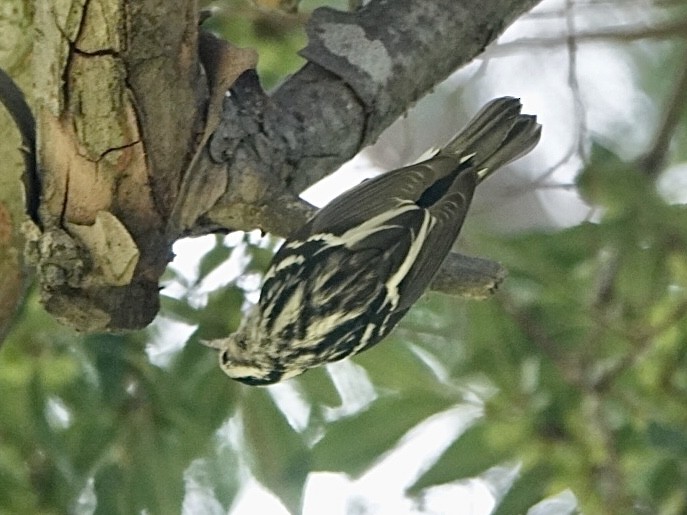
[[29, 0, 206, 330]]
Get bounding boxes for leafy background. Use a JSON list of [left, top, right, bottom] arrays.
[[2, 0, 687, 514]]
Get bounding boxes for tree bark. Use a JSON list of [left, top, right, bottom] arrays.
[[0, 0, 34, 343], [3, 0, 541, 333]]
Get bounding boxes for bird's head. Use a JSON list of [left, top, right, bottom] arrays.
[[202, 332, 305, 386]]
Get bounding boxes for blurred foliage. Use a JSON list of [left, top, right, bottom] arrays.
[[200, 0, 307, 88], [2, 0, 687, 514]]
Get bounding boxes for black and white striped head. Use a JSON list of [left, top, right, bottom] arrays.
[[207, 331, 306, 386]]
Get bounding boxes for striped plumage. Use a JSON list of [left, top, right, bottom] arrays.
[[204, 97, 541, 385]]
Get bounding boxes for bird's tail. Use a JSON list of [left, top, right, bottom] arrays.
[[440, 97, 541, 182]]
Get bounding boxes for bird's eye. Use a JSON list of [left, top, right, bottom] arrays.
[[235, 335, 248, 350]]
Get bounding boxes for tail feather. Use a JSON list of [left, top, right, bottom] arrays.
[[440, 97, 542, 182]]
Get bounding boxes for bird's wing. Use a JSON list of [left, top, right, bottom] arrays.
[[395, 169, 478, 311], [304, 156, 464, 237]]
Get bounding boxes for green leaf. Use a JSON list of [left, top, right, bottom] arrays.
[[197, 235, 234, 281], [577, 142, 655, 216], [241, 387, 310, 514], [197, 284, 246, 338], [202, 6, 306, 89], [491, 464, 555, 515], [409, 422, 513, 492], [351, 329, 457, 396], [293, 366, 344, 413], [647, 422, 687, 457], [246, 241, 277, 274], [646, 457, 684, 505], [312, 393, 454, 476]]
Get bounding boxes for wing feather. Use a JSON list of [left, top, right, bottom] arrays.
[[306, 157, 467, 237], [395, 170, 478, 310]]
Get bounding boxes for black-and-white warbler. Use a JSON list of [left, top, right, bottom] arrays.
[[204, 97, 541, 385]]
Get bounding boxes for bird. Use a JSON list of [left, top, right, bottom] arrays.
[[203, 97, 542, 385]]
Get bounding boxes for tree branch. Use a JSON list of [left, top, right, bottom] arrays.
[[638, 49, 687, 178], [27, 0, 540, 332], [195, 0, 542, 237]]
